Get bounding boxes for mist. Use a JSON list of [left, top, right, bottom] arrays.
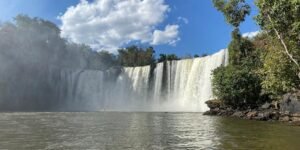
[[0, 15, 120, 111], [0, 15, 228, 112]]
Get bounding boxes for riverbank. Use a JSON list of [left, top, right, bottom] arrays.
[[203, 92, 300, 126]]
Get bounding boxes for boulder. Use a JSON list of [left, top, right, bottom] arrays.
[[271, 101, 279, 110], [246, 111, 257, 119], [205, 99, 222, 109], [291, 121, 300, 126], [291, 117, 300, 122], [279, 116, 290, 122], [280, 92, 300, 113], [270, 111, 280, 120], [291, 113, 300, 117], [232, 111, 245, 118], [255, 111, 271, 121], [261, 102, 271, 109], [203, 108, 220, 115]]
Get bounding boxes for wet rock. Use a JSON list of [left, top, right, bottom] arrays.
[[203, 110, 215, 116], [203, 111, 211, 115]]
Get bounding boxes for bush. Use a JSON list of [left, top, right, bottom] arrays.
[[212, 65, 262, 109]]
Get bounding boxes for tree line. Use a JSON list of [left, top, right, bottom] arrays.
[[211, 0, 300, 109]]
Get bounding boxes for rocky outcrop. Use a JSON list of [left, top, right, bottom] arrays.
[[205, 99, 222, 109], [204, 98, 300, 126]]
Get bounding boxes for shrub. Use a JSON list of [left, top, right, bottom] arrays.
[[212, 65, 262, 109]]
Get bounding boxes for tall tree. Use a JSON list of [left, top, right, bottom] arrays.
[[256, 0, 300, 78], [212, 0, 251, 65], [212, 0, 251, 29], [211, 0, 265, 108]]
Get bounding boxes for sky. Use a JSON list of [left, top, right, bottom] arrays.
[[0, 0, 260, 57]]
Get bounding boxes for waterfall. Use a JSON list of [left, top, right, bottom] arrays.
[[59, 49, 228, 112], [153, 63, 164, 104], [164, 49, 228, 111]]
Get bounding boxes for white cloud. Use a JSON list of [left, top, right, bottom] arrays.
[[242, 31, 260, 39], [59, 0, 180, 52], [177, 17, 189, 24], [152, 25, 180, 46]]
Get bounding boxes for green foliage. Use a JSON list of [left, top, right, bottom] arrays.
[[158, 54, 179, 62], [228, 30, 257, 66], [253, 34, 300, 97], [256, 0, 300, 43], [194, 54, 200, 58], [212, 37, 263, 108], [118, 46, 155, 67], [212, 0, 265, 108], [201, 54, 208, 57], [212, 65, 262, 108], [256, 0, 300, 70], [255, 0, 300, 96], [212, 0, 251, 28]]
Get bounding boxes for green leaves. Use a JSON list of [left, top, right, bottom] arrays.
[[211, 0, 265, 109], [255, 0, 300, 97], [253, 35, 300, 97], [212, 65, 262, 109], [212, 0, 251, 28], [117, 46, 156, 67]]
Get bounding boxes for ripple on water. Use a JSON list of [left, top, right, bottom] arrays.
[[0, 112, 299, 149]]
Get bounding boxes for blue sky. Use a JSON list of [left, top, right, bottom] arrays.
[[0, 0, 260, 57]]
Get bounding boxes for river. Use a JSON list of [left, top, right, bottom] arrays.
[[0, 112, 299, 149]]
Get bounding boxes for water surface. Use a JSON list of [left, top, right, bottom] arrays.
[[0, 112, 299, 149]]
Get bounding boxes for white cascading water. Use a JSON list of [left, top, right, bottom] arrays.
[[153, 63, 164, 104], [60, 49, 228, 112], [164, 49, 228, 111]]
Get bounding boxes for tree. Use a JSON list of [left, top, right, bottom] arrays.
[[117, 46, 155, 66], [167, 54, 179, 61], [228, 30, 257, 65], [158, 54, 179, 62], [212, 0, 251, 28], [253, 33, 300, 97], [212, 65, 262, 109], [212, 0, 252, 65], [211, 0, 265, 108], [256, 0, 300, 78], [201, 54, 208, 57]]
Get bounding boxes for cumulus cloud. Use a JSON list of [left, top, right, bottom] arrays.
[[242, 31, 260, 39], [152, 25, 180, 46], [59, 0, 180, 52]]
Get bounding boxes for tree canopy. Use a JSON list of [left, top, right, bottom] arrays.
[[212, 0, 251, 28]]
